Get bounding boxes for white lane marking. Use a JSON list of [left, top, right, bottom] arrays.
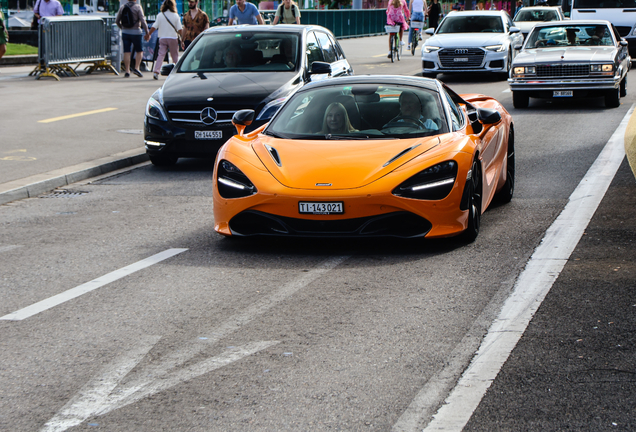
[[502, 88, 511, 93], [419, 104, 633, 432], [40, 335, 162, 432], [0, 248, 188, 321], [0, 245, 22, 253]]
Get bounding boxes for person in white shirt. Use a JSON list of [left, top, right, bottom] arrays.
[[408, 0, 426, 50], [145, 0, 183, 79]]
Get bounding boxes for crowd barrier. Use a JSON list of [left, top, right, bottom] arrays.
[[260, 9, 388, 38], [30, 15, 118, 81]]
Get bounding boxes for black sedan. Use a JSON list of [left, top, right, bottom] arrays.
[[144, 25, 353, 166], [508, 20, 630, 108]]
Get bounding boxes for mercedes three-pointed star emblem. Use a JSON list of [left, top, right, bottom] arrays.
[[200, 107, 217, 125]]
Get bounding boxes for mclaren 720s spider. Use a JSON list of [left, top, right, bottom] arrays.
[[212, 75, 515, 242]]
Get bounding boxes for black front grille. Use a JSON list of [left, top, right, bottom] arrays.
[[229, 210, 433, 238], [438, 48, 485, 68], [616, 26, 632, 37], [536, 64, 589, 77]]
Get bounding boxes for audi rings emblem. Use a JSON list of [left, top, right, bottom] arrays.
[[200, 107, 217, 125], [454, 49, 469, 54]]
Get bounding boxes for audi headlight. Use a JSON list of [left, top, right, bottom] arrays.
[[423, 45, 441, 53], [485, 44, 505, 52], [256, 96, 290, 121], [145, 88, 168, 122], [392, 161, 457, 200], [513, 65, 536, 76], [217, 160, 257, 199]]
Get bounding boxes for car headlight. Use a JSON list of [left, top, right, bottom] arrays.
[[423, 45, 441, 53], [590, 64, 614, 73], [513, 65, 536, 76], [392, 161, 457, 200], [217, 160, 257, 199], [145, 88, 168, 122], [256, 96, 290, 121], [485, 44, 505, 52]]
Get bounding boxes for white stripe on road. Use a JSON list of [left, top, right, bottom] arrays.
[[0, 248, 188, 321], [502, 88, 511, 93], [419, 104, 633, 431], [0, 245, 22, 253]]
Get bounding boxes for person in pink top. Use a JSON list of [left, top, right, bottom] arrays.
[[386, 0, 410, 58]]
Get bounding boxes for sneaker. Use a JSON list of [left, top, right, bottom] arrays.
[[131, 68, 143, 78], [400, 41, 406, 46], [407, 44, 411, 50], [153, 73, 159, 80], [387, 52, 392, 58], [124, 72, 130, 78]]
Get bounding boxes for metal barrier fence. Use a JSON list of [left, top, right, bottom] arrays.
[[31, 15, 118, 80], [260, 9, 387, 38]]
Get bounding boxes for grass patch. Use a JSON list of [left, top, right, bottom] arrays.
[[6, 43, 38, 56]]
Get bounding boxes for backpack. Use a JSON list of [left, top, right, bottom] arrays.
[[277, 3, 296, 23], [121, 4, 136, 28]]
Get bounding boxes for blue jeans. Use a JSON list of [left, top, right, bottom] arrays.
[[409, 12, 424, 44]]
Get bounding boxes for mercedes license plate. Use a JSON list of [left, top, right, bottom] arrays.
[[299, 202, 344, 215], [553, 90, 573, 97], [195, 130, 223, 140], [454, 57, 468, 62]]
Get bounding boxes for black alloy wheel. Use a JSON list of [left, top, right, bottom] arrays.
[[495, 128, 515, 204], [462, 159, 482, 242]]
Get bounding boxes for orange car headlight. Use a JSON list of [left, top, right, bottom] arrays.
[[392, 161, 457, 200], [217, 160, 257, 199]]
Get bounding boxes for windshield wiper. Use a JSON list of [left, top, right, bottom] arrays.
[[325, 134, 373, 140], [262, 130, 291, 139]]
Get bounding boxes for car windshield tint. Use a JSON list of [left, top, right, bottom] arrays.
[[265, 84, 449, 140], [515, 9, 558, 22], [437, 15, 504, 33], [525, 25, 613, 48], [179, 32, 299, 72]]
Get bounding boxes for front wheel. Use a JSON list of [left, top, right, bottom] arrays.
[[512, 91, 529, 109], [495, 128, 515, 204], [148, 153, 178, 166], [620, 74, 627, 98], [461, 160, 482, 243], [605, 86, 620, 108]]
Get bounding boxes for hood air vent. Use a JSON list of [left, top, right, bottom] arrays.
[[383, 144, 421, 167], [265, 144, 282, 167]]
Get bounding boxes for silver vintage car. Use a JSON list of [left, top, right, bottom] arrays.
[[508, 20, 630, 108]]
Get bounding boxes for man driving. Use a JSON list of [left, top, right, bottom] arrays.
[[384, 91, 439, 130]]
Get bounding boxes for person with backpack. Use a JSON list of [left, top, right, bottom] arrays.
[[144, 0, 183, 80], [272, 0, 301, 25], [116, 0, 149, 78]]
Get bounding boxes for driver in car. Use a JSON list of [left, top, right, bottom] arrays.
[[384, 91, 439, 130]]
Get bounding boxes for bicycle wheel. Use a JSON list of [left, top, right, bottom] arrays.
[[390, 34, 396, 63], [396, 34, 401, 61], [411, 32, 418, 55]]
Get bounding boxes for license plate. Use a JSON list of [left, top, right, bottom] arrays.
[[553, 90, 573, 97], [298, 202, 344, 215], [454, 57, 468, 62], [195, 130, 223, 140]]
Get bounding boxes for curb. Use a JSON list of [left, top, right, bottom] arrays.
[[625, 104, 636, 179], [0, 148, 149, 206], [0, 55, 38, 66]]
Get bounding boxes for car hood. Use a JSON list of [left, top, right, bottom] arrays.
[[426, 33, 509, 48], [251, 136, 440, 190], [514, 47, 617, 64], [162, 71, 301, 108], [513, 21, 540, 33]]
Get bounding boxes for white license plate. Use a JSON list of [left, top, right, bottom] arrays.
[[553, 90, 573, 97], [454, 57, 469, 62], [195, 130, 223, 140], [298, 202, 344, 215]]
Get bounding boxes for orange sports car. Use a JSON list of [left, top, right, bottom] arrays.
[[212, 75, 514, 242]]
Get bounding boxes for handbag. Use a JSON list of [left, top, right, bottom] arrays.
[[162, 12, 183, 50], [31, 0, 40, 30]]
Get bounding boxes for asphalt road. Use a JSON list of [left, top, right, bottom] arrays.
[[0, 35, 635, 431]]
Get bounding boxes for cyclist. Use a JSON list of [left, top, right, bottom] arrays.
[[386, 0, 410, 58], [408, 0, 426, 51]]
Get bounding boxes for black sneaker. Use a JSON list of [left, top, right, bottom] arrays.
[[124, 72, 130, 78], [131, 69, 143, 78]]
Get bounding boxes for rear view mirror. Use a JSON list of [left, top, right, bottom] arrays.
[[477, 108, 501, 125], [232, 109, 255, 136], [514, 43, 523, 50], [161, 64, 175, 76], [425, 28, 435, 35], [309, 61, 332, 75]]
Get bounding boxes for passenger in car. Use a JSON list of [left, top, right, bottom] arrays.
[[321, 102, 358, 134], [224, 45, 242, 67], [566, 28, 578, 45]]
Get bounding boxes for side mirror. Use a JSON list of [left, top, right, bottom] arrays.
[[477, 108, 501, 125], [513, 43, 523, 50], [425, 28, 435, 35], [161, 64, 175, 76], [232, 109, 255, 136], [620, 40, 628, 47], [509, 26, 520, 34], [309, 61, 332, 75]]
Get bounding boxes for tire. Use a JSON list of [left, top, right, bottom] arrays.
[[605, 87, 620, 108], [620, 74, 627, 98], [397, 36, 402, 61], [461, 160, 482, 243], [422, 72, 437, 79], [390, 35, 396, 63], [512, 91, 529, 109], [495, 128, 515, 204], [148, 153, 178, 166]]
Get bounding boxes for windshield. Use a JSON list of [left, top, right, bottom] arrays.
[[514, 9, 559, 22], [265, 84, 449, 140], [573, 0, 636, 7], [437, 15, 504, 33], [525, 24, 613, 48], [179, 32, 299, 73]]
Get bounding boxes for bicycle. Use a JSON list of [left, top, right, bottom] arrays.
[[410, 20, 424, 55], [385, 25, 402, 62]]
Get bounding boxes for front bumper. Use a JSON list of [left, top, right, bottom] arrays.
[[508, 76, 621, 97], [422, 47, 510, 74]]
